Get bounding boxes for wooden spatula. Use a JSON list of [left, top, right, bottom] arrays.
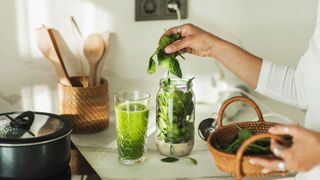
[[35, 26, 72, 86], [83, 33, 105, 87], [95, 32, 110, 85]]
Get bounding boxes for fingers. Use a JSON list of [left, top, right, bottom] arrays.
[[249, 158, 286, 174], [179, 48, 193, 54], [165, 26, 181, 36], [270, 139, 291, 159], [165, 37, 192, 54], [269, 125, 299, 136], [164, 23, 191, 36]]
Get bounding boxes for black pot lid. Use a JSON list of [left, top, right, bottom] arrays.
[[0, 111, 72, 146]]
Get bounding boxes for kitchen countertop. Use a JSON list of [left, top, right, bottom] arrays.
[[71, 93, 305, 180]]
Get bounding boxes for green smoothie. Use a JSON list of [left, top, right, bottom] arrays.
[[115, 102, 149, 161]]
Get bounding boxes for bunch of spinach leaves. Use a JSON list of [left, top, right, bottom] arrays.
[[156, 77, 195, 144], [214, 125, 271, 155], [148, 34, 185, 78]]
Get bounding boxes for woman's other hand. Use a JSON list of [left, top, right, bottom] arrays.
[[249, 125, 320, 173]]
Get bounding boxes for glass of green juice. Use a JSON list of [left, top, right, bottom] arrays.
[[114, 91, 150, 165]]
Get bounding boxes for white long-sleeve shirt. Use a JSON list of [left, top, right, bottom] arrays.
[[256, 2, 320, 179]]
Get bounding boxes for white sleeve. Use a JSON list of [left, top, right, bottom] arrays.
[[255, 0, 320, 109], [256, 59, 309, 109]]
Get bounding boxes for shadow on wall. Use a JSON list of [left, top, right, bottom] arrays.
[[2, 0, 243, 113], [0, 0, 115, 113]]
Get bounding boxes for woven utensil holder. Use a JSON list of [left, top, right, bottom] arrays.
[[207, 96, 287, 180], [59, 77, 109, 134]]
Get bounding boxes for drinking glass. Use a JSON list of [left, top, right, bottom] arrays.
[[114, 91, 150, 164]]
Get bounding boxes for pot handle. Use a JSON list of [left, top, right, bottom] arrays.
[[235, 133, 286, 180], [216, 96, 264, 130], [15, 111, 35, 130]]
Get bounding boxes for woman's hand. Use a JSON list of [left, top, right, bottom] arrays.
[[164, 23, 220, 57], [249, 125, 320, 173]]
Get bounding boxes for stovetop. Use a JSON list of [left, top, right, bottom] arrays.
[[50, 142, 101, 180], [4, 142, 101, 180]]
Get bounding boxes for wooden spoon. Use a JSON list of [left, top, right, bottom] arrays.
[[95, 32, 110, 85], [83, 33, 105, 87], [35, 26, 72, 86]]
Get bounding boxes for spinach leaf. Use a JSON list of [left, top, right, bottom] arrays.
[[236, 124, 252, 142], [147, 57, 156, 74], [168, 57, 182, 78], [159, 35, 174, 50], [170, 33, 181, 41], [185, 91, 194, 116], [161, 156, 179, 163], [161, 156, 198, 166], [147, 34, 184, 78], [162, 78, 171, 87], [216, 125, 272, 155], [156, 77, 195, 144], [186, 157, 198, 165], [187, 77, 195, 91]]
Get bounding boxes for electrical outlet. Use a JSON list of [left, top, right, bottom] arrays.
[[135, 0, 187, 21]]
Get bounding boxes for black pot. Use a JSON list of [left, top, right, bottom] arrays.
[[0, 111, 72, 179]]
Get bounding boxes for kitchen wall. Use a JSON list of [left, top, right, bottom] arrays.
[[0, 0, 318, 113]]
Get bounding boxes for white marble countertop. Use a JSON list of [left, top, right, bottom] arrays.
[[71, 93, 305, 180]]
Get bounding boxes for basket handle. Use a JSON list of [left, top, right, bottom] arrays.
[[216, 96, 264, 130], [235, 133, 283, 180]]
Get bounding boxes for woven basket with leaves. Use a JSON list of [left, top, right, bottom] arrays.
[[208, 96, 287, 180]]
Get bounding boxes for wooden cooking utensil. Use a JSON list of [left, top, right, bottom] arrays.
[[83, 33, 105, 87], [95, 32, 110, 85], [35, 26, 72, 86]]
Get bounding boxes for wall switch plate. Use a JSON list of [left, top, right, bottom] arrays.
[[135, 0, 187, 21]]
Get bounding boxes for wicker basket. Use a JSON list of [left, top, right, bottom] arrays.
[[207, 96, 286, 180], [59, 77, 109, 134]]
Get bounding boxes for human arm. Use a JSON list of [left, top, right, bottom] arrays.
[[164, 23, 309, 108], [164, 23, 262, 89]]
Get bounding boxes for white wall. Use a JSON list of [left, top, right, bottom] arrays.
[[0, 0, 318, 113]]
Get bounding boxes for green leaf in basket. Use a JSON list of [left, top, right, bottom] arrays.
[[221, 124, 252, 154], [219, 125, 272, 155]]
